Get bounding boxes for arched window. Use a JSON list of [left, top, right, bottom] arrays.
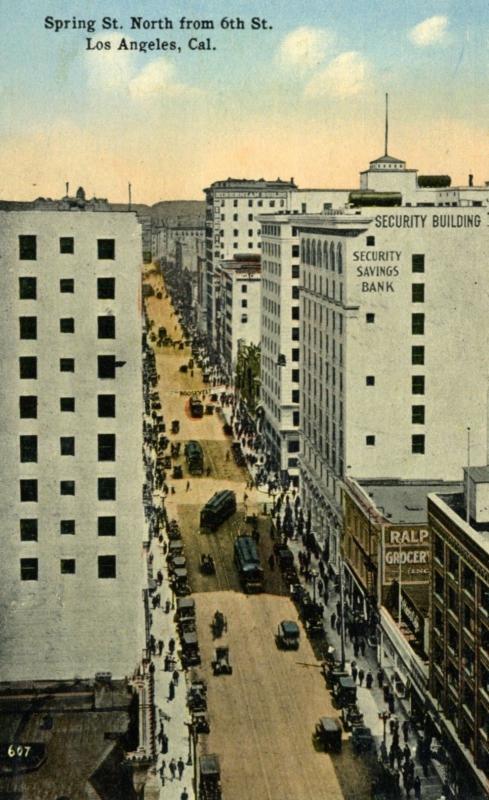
[[323, 242, 329, 270], [337, 243, 343, 274], [330, 242, 335, 272], [311, 240, 316, 266], [306, 239, 311, 264], [317, 241, 322, 268], [301, 239, 306, 262]]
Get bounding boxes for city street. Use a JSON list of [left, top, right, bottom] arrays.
[[144, 270, 375, 800]]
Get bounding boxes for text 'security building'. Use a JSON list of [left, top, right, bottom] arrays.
[[0, 204, 145, 682]]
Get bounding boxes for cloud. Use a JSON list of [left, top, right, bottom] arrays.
[[278, 26, 334, 70], [305, 52, 370, 98], [129, 58, 198, 98], [408, 15, 448, 46], [85, 36, 197, 98]]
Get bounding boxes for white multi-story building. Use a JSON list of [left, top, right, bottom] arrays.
[[221, 257, 261, 371], [297, 166, 489, 570], [258, 191, 351, 484], [0, 206, 145, 682], [203, 178, 297, 347]]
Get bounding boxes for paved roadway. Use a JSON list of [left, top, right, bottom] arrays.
[[145, 269, 373, 800]]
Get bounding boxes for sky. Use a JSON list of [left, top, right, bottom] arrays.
[[1, 0, 489, 203]]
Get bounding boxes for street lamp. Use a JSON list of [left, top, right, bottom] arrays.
[[378, 710, 390, 745], [185, 721, 194, 765], [311, 569, 318, 604]]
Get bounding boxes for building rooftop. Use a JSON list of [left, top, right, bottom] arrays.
[[358, 479, 463, 524], [206, 177, 297, 190], [370, 154, 406, 165]]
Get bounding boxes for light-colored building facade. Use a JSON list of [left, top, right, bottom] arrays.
[[0, 208, 145, 682], [221, 258, 261, 371]]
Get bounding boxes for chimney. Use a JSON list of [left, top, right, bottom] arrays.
[[468, 174, 474, 187]]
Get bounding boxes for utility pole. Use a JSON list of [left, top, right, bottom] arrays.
[[384, 93, 389, 156], [466, 426, 471, 524], [339, 560, 346, 669]]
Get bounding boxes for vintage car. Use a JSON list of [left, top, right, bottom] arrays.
[[314, 716, 342, 753], [276, 620, 300, 650]]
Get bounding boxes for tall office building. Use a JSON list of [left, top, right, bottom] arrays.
[[0, 205, 145, 681]]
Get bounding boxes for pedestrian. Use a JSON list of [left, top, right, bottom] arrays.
[[169, 638, 175, 653], [359, 638, 366, 656], [380, 740, 388, 762], [168, 680, 175, 701], [181, 790, 189, 800], [377, 667, 384, 688], [358, 668, 365, 686], [402, 719, 410, 742], [177, 757, 185, 779], [413, 775, 421, 799], [351, 664, 358, 683], [172, 668, 179, 685], [186, 480, 190, 492], [158, 639, 164, 655], [268, 553, 275, 570], [330, 612, 336, 630], [388, 694, 395, 714], [366, 670, 373, 689], [169, 758, 177, 780], [161, 733, 168, 754], [149, 661, 155, 675]]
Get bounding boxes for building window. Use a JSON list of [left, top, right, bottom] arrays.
[[291, 328, 300, 341], [98, 316, 115, 339], [19, 277, 37, 299], [60, 520, 75, 535], [98, 516, 116, 536], [448, 549, 458, 578], [412, 346, 424, 365], [19, 235, 37, 260], [292, 245, 300, 258], [98, 239, 115, 259], [19, 357, 37, 379], [412, 254, 425, 273], [412, 283, 425, 303], [19, 316, 37, 339], [292, 369, 300, 382], [292, 265, 300, 279], [98, 555, 116, 578], [60, 317, 75, 333], [241, 284, 247, 293], [292, 348, 299, 361], [60, 436, 75, 456], [60, 480, 75, 495], [60, 358, 75, 372], [20, 519, 38, 542], [60, 397, 75, 412], [98, 433, 116, 461], [292, 390, 300, 403], [412, 434, 425, 454], [463, 564, 475, 596], [60, 559, 76, 574], [19, 396, 37, 418], [241, 299, 248, 308], [60, 237, 74, 254], [98, 477, 116, 500], [97, 277, 115, 299], [366, 236, 375, 246], [20, 558, 38, 580], [366, 375, 375, 386], [20, 479, 38, 502], [60, 278, 74, 293], [98, 355, 116, 379], [288, 440, 300, 453], [366, 313, 375, 323], [412, 405, 425, 424], [98, 394, 116, 417], [292, 286, 299, 300], [292, 306, 300, 320], [412, 314, 425, 335], [366, 435, 376, 446], [293, 410, 300, 426], [412, 375, 425, 394], [20, 435, 37, 463]]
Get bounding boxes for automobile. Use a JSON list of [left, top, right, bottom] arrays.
[[332, 676, 357, 708], [199, 754, 221, 799], [172, 465, 183, 479], [276, 620, 300, 650], [171, 419, 180, 434], [212, 646, 233, 676], [314, 716, 342, 753]]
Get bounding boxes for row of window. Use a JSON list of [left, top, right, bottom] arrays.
[[18, 356, 118, 388], [365, 375, 425, 394], [19, 236, 116, 261], [18, 388, 115, 417], [365, 434, 425, 453], [20, 516, 116, 540], [20, 434, 116, 461], [19, 277, 115, 298], [219, 198, 284, 209], [20, 556, 117, 580], [19, 316, 116, 338], [19, 478, 117, 501]]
